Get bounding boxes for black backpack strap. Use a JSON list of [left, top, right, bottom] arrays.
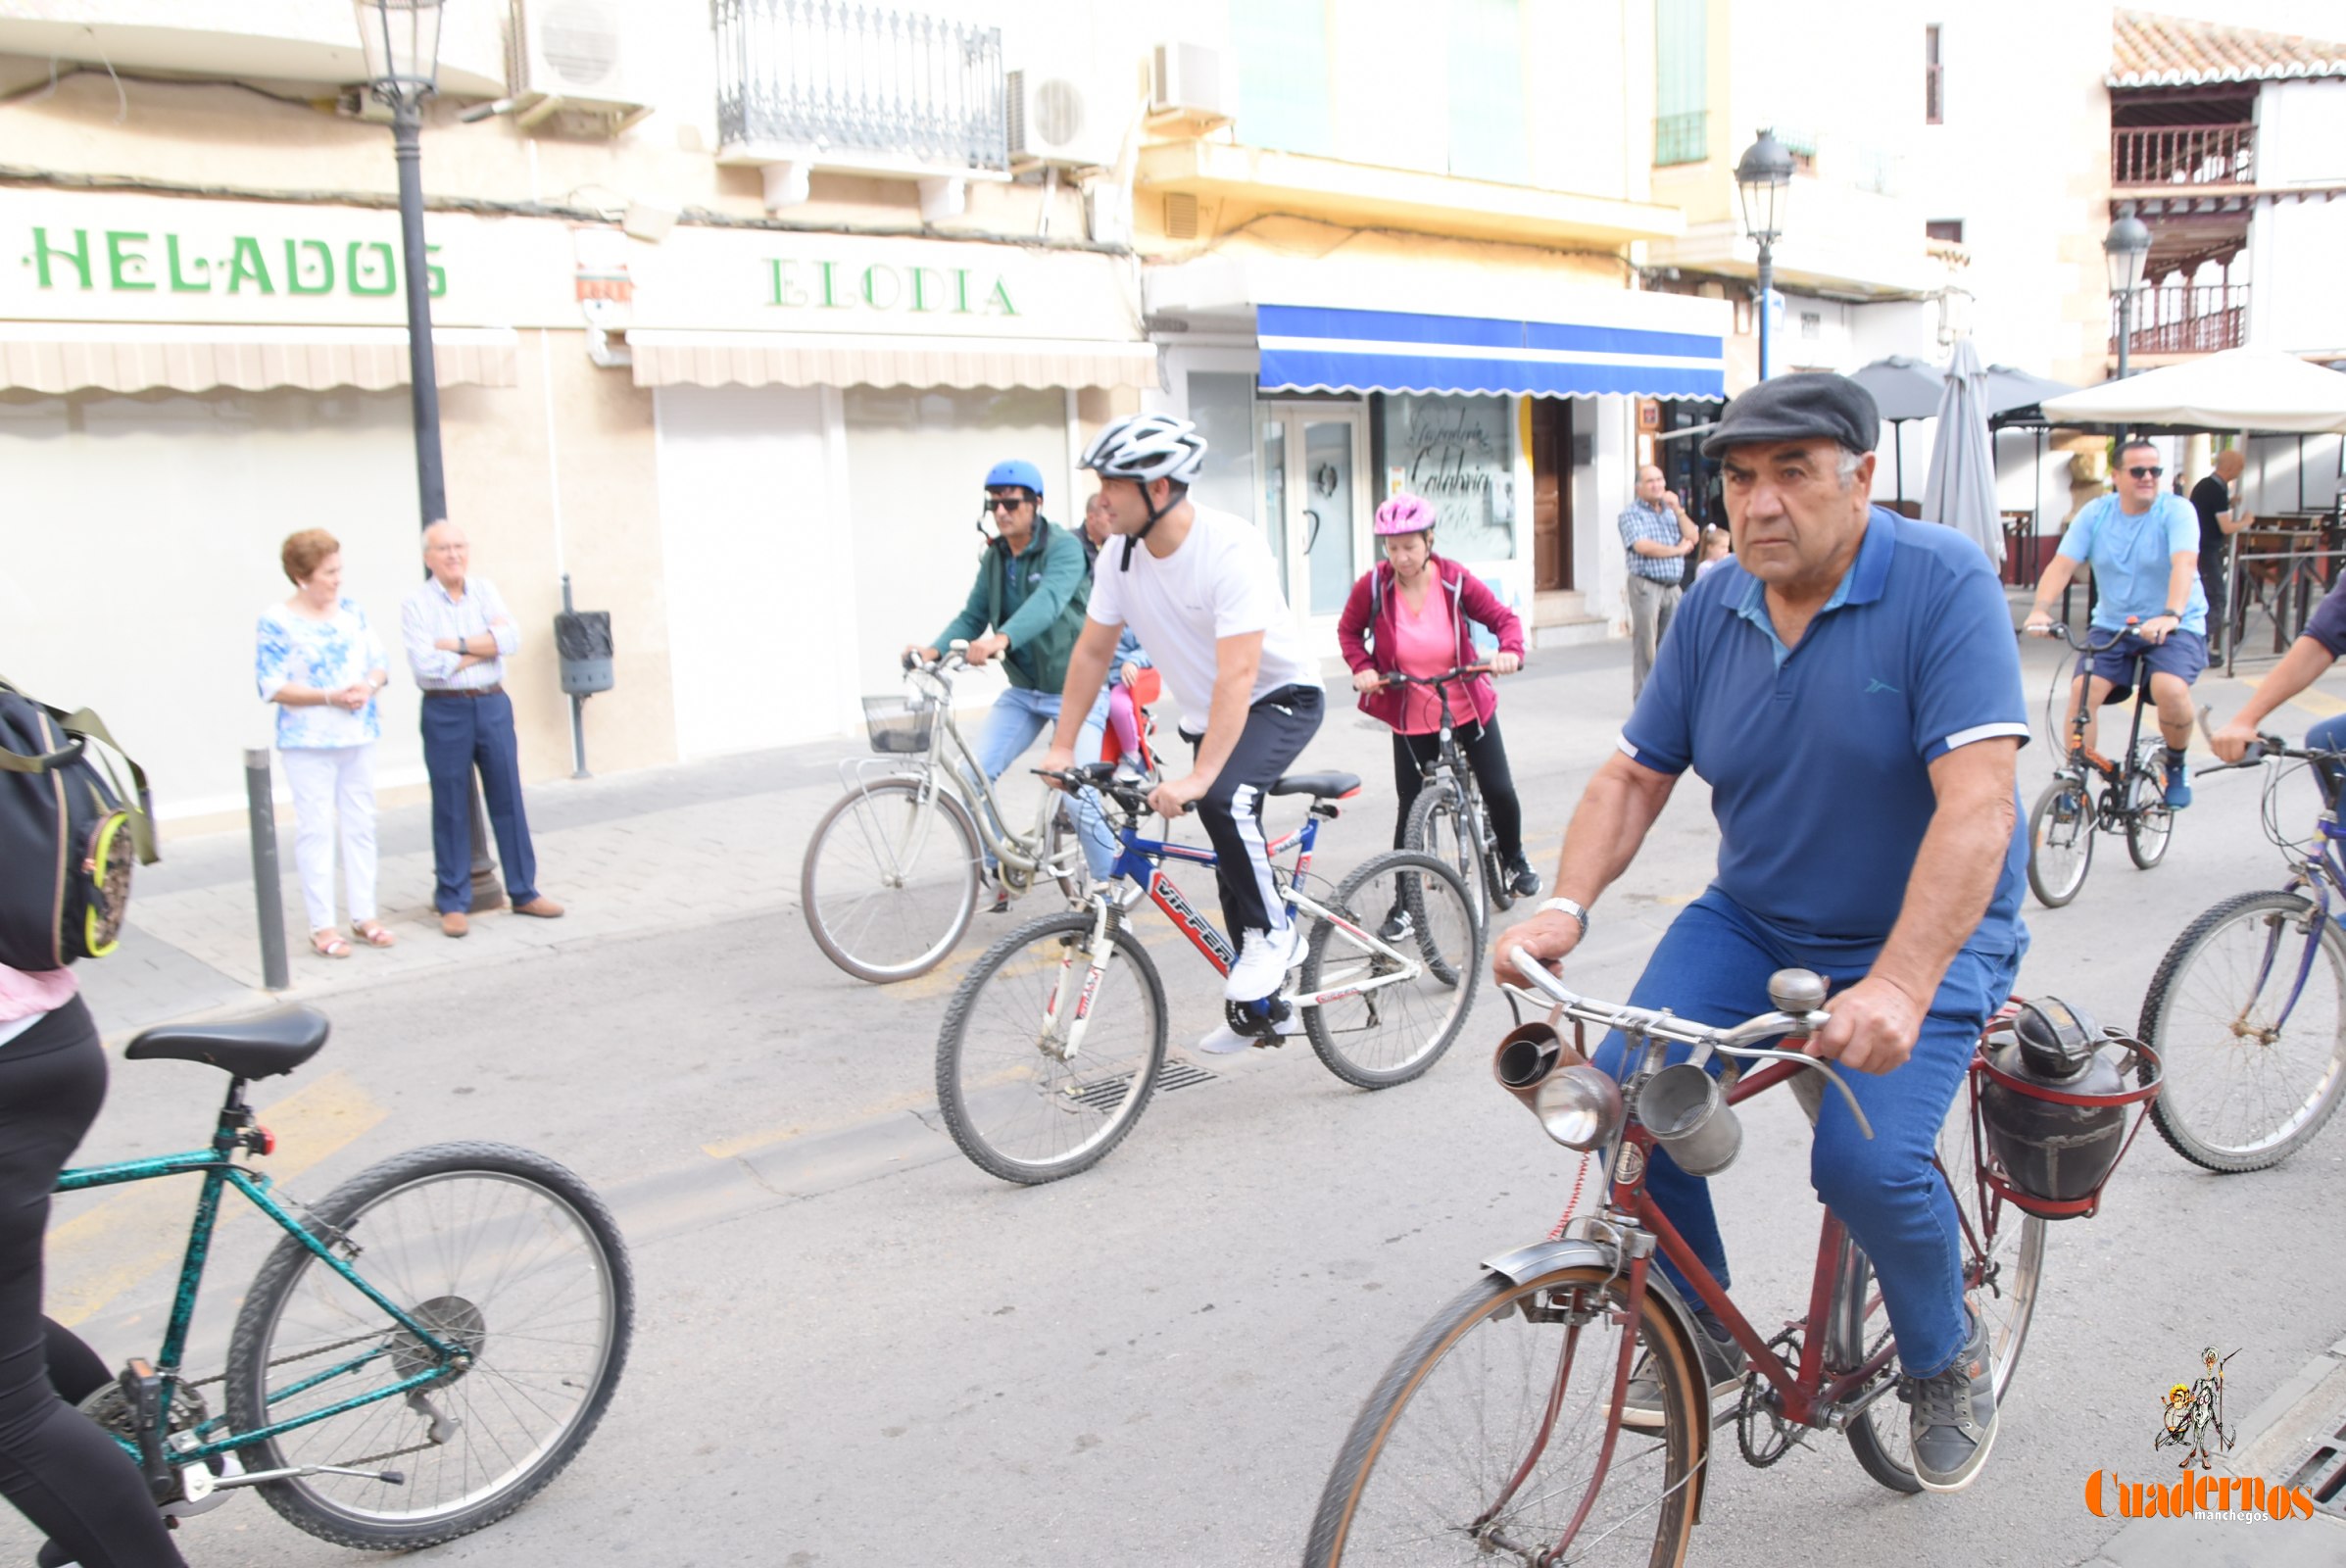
[[0, 679, 157, 863]]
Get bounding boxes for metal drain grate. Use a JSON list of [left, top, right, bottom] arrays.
[[1066, 1060, 1218, 1110], [2283, 1413, 2346, 1520]]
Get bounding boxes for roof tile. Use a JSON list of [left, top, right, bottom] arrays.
[[2112, 8, 2346, 87]]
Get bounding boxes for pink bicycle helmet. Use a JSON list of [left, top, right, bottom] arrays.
[[1374, 494, 1437, 536]]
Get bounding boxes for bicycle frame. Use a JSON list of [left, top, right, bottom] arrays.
[[53, 1081, 468, 1473], [838, 663, 1084, 886], [2056, 637, 2161, 827], [1030, 806, 1428, 1064], [2238, 807, 2346, 1039]]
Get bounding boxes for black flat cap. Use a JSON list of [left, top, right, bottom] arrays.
[[1700, 372, 1881, 459]]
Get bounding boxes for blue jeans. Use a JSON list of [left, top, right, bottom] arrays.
[[2308, 713, 2346, 807], [964, 686, 1116, 880], [419, 691, 540, 914], [1594, 891, 2020, 1380]]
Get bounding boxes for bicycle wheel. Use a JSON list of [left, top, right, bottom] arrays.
[[936, 908, 1168, 1184], [2126, 753, 2173, 870], [1840, 1081, 2045, 1493], [224, 1143, 632, 1549], [1405, 778, 1488, 933], [802, 776, 981, 983], [2026, 776, 2093, 908], [1302, 851, 1483, 1089], [2137, 889, 2346, 1172], [1305, 1264, 1700, 1567]]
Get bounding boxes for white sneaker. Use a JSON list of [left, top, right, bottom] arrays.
[[1196, 1007, 1301, 1054], [1223, 921, 1303, 1003]]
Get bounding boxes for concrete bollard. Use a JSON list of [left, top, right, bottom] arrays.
[[243, 748, 289, 991]]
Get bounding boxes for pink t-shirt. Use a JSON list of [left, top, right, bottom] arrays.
[[1392, 583, 1457, 735]]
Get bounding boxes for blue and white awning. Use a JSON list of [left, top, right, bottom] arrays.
[[1257, 302, 1724, 401]]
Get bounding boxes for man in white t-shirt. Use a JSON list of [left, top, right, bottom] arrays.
[[1044, 414, 1324, 1053]]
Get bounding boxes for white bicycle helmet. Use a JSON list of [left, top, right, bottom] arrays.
[[1079, 413, 1208, 486], [1079, 414, 1209, 566]]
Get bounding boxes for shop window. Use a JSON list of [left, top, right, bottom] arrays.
[[1229, 0, 1334, 158], [1449, 0, 1530, 184], [1927, 219, 1964, 245], [1376, 393, 1516, 564], [1653, 0, 1707, 167], [1185, 371, 1260, 526]]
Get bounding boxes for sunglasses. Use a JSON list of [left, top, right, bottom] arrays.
[[2126, 466, 2165, 479], [985, 494, 1031, 512]]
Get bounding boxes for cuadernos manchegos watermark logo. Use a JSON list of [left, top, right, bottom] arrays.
[[2084, 1347, 2319, 1522]]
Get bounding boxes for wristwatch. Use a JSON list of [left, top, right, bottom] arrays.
[[1540, 897, 1591, 935]]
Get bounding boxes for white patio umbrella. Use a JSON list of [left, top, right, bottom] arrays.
[[1918, 338, 2002, 566], [2038, 348, 2346, 434]]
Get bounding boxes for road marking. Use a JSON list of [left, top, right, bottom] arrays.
[[2288, 689, 2346, 717], [44, 1071, 388, 1328]]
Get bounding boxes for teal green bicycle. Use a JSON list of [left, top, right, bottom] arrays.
[[53, 1006, 632, 1550]]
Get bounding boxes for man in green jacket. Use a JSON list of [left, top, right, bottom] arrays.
[[907, 460, 1116, 900]]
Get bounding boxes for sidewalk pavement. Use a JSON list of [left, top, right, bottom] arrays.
[[79, 641, 1643, 1041]]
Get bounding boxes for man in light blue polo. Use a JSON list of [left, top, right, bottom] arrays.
[[2024, 439, 2207, 807], [1493, 372, 2029, 1494]]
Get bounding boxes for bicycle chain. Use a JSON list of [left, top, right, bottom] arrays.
[[1734, 1328, 1808, 1469], [180, 1328, 415, 1392]]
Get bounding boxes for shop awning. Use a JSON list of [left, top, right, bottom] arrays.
[[626, 329, 1155, 391], [1256, 303, 1724, 400], [0, 323, 519, 394]]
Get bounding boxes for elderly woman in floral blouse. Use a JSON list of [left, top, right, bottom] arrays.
[[256, 529, 393, 957]]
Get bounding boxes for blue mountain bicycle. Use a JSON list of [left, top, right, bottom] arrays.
[[934, 763, 1485, 1183]]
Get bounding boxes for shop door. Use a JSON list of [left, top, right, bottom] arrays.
[[1530, 399, 1574, 592], [1259, 404, 1367, 653]]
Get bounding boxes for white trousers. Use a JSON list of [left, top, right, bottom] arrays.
[[281, 744, 378, 930]]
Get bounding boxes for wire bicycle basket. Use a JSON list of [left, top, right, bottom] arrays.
[[862, 693, 936, 756]]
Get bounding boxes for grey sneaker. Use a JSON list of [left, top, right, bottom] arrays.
[[1620, 1316, 1746, 1432], [1904, 1306, 1998, 1492]]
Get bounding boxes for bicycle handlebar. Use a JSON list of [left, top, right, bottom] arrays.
[[903, 640, 973, 677], [1505, 951, 1875, 1140], [1378, 663, 1495, 686], [2025, 617, 2141, 654], [1036, 762, 1189, 815]]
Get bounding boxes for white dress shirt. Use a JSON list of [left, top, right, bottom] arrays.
[[402, 574, 519, 691]]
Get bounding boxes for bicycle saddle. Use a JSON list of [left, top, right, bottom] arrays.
[[126, 1006, 329, 1079], [1268, 771, 1362, 799]]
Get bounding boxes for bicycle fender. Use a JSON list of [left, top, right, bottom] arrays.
[[1481, 1238, 1708, 1383]]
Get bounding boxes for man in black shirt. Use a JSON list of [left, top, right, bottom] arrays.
[[2190, 449, 2251, 651]]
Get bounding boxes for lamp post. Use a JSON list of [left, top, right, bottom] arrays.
[[1735, 127, 1794, 383], [2104, 205, 2152, 382], [356, 0, 501, 907]]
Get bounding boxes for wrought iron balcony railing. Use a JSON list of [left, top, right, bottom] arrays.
[[2112, 123, 2254, 188], [2112, 283, 2248, 356], [712, 0, 1006, 172]]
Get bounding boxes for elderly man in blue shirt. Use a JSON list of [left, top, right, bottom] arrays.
[[1494, 372, 2030, 1494], [2023, 440, 2207, 807]]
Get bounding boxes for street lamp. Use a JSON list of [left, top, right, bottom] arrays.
[[2104, 205, 2152, 381], [356, 0, 501, 907], [1735, 127, 1794, 382], [355, 0, 448, 521]]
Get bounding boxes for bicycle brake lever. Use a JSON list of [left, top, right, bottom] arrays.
[[1714, 1043, 1875, 1141]]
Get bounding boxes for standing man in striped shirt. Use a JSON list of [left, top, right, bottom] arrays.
[[1619, 466, 1699, 700], [402, 520, 563, 937]]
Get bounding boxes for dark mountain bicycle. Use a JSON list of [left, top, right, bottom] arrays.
[[1383, 664, 1516, 934], [2137, 725, 2346, 1172], [2026, 618, 2177, 907], [52, 1007, 631, 1551]]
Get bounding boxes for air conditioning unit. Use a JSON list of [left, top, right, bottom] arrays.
[[1006, 65, 1119, 170], [1149, 41, 1233, 130], [507, 0, 650, 134]]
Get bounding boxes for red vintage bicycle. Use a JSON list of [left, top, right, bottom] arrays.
[[1305, 957, 2159, 1566]]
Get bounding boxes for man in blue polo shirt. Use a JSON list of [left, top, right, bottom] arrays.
[[2024, 439, 2207, 808], [1493, 372, 2029, 1494]]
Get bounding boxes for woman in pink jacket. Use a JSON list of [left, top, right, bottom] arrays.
[[1337, 494, 1538, 920]]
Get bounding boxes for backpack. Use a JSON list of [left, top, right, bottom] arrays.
[[0, 678, 156, 968]]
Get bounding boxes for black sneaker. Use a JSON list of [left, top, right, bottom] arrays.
[[1620, 1316, 1746, 1431], [1904, 1306, 1998, 1492], [1504, 852, 1540, 899], [1376, 907, 1413, 943], [985, 876, 1010, 915]]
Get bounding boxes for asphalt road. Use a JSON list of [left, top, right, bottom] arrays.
[[16, 639, 2346, 1567]]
